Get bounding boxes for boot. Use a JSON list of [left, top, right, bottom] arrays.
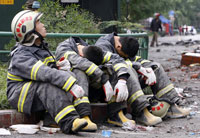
[[166, 104, 190, 118], [43, 112, 59, 128], [71, 118, 88, 133], [108, 110, 135, 127], [136, 108, 162, 126], [81, 116, 97, 132]]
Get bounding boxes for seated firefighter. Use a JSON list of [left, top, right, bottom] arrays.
[[55, 37, 135, 128], [94, 32, 190, 125], [7, 10, 97, 134]]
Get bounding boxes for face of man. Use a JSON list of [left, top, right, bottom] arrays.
[[114, 36, 129, 58], [35, 20, 46, 38]]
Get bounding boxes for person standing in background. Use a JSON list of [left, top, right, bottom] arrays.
[[150, 13, 162, 47]]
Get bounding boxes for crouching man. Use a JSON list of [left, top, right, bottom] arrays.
[[55, 37, 135, 129]]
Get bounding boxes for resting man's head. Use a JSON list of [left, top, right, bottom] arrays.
[[77, 45, 103, 65], [11, 10, 46, 46], [114, 36, 139, 58]]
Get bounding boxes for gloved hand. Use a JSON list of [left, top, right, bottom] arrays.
[[103, 81, 115, 101], [69, 84, 85, 98], [114, 79, 129, 102], [138, 67, 156, 85], [57, 56, 71, 71]]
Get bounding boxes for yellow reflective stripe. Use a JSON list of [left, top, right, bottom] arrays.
[[134, 56, 141, 62], [7, 72, 23, 81], [55, 105, 75, 123], [102, 52, 112, 64], [31, 60, 44, 80], [141, 60, 151, 64], [73, 97, 90, 107], [43, 56, 55, 65], [85, 64, 98, 76], [156, 84, 174, 98], [128, 90, 144, 105], [64, 51, 77, 59], [62, 76, 76, 91], [17, 81, 32, 112], [125, 59, 133, 67], [113, 63, 127, 71]]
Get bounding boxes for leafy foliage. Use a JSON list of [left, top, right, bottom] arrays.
[[0, 64, 10, 109], [120, 0, 200, 28], [5, 0, 100, 51]]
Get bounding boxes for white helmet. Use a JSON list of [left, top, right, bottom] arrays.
[[150, 100, 170, 118], [11, 10, 43, 46]]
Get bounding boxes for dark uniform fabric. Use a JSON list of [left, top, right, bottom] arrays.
[[7, 42, 83, 133], [95, 33, 179, 116], [55, 37, 129, 117]]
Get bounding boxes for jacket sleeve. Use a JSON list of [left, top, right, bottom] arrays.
[[56, 40, 103, 81], [102, 51, 129, 78], [95, 35, 130, 78], [12, 50, 77, 92]]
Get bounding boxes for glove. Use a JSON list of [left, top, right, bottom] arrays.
[[57, 56, 71, 71], [114, 79, 129, 102], [69, 84, 85, 98], [138, 67, 156, 85], [103, 81, 115, 101]]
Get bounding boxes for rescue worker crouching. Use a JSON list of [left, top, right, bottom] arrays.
[[7, 10, 94, 134], [95, 33, 190, 126], [55, 37, 135, 128]]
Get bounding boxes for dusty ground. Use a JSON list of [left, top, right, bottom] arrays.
[[2, 34, 200, 138]]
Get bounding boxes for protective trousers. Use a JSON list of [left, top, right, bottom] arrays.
[[126, 63, 179, 117], [31, 69, 91, 134], [88, 70, 127, 119], [31, 81, 79, 134]]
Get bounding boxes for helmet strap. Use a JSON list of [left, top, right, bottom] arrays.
[[34, 31, 44, 42]]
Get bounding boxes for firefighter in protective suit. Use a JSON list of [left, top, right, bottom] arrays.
[[55, 37, 135, 128], [94, 33, 190, 126], [7, 10, 95, 134]]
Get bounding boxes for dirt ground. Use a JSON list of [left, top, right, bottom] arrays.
[[3, 34, 200, 138]]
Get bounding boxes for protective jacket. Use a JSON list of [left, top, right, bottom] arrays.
[[150, 18, 162, 32], [56, 37, 129, 81], [7, 42, 86, 133], [55, 37, 129, 116], [95, 33, 179, 116]]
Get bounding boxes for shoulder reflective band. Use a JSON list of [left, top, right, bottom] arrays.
[[156, 84, 174, 98], [62, 76, 76, 91], [73, 97, 90, 107], [86, 63, 98, 76], [7, 72, 23, 81], [18, 81, 32, 112], [31, 60, 44, 80], [43, 56, 55, 65], [102, 52, 112, 64], [125, 59, 133, 67], [128, 90, 144, 105], [113, 63, 127, 71], [64, 51, 77, 59], [134, 56, 141, 62], [55, 105, 75, 123]]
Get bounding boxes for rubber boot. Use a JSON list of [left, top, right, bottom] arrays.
[[108, 110, 136, 127], [136, 108, 162, 126], [81, 116, 97, 132], [166, 104, 190, 118], [71, 118, 88, 133]]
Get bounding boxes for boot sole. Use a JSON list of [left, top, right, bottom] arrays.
[[107, 119, 122, 127], [72, 122, 88, 133], [137, 118, 162, 126]]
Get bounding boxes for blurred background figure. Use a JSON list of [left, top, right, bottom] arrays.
[[150, 13, 162, 47]]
